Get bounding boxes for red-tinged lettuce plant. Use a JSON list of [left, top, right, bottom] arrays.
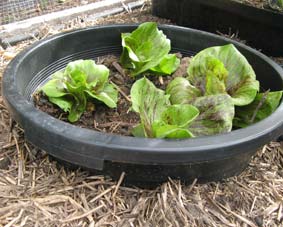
[[120, 22, 180, 76], [130, 77, 199, 139], [166, 44, 282, 135], [186, 44, 260, 106], [40, 59, 118, 122]]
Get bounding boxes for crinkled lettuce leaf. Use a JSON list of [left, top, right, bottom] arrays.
[[150, 54, 180, 75], [187, 44, 259, 106], [166, 77, 235, 136], [166, 77, 202, 105], [205, 57, 228, 95], [130, 77, 199, 138], [233, 91, 282, 128], [166, 78, 235, 136], [152, 104, 199, 138], [41, 71, 67, 98], [189, 94, 235, 136], [131, 77, 170, 137], [41, 59, 118, 122], [120, 22, 179, 76]]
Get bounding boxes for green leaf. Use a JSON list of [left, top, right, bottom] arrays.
[[189, 94, 235, 136], [205, 57, 228, 95], [68, 93, 87, 122], [86, 83, 118, 108], [120, 22, 174, 76], [187, 44, 259, 106], [65, 62, 88, 90], [130, 77, 170, 137], [65, 59, 109, 90], [41, 71, 67, 98], [160, 104, 199, 127], [40, 59, 118, 122], [49, 96, 72, 112], [83, 61, 109, 89], [152, 122, 194, 139], [151, 104, 199, 139], [229, 77, 260, 106], [150, 54, 180, 75], [166, 77, 202, 104], [132, 124, 146, 137], [233, 91, 283, 128]]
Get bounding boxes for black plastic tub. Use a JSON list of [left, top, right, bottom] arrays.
[[152, 0, 283, 57], [2, 25, 283, 185]]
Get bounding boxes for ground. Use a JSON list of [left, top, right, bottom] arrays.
[[0, 0, 104, 25], [233, 0, 282, 10], [0, 2, 283, 227]]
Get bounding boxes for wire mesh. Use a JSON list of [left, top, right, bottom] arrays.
[[0, 0, 95, 25]]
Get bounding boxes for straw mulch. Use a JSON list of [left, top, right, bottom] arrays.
[[1, 3, 283, 227], [233, 0, 266, 9]]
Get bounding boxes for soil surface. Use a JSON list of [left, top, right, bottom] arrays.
[[34, 54, 186, 136]]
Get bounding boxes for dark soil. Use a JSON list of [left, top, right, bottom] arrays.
[[34, 54, 185, 136]]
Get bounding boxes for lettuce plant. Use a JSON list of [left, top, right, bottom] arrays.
[[166, 44, 282, 135], [40, 59, 118, 122], [120, 22, 180, 76], [187, 44, 259, 106], [131, 77, 199, 139]]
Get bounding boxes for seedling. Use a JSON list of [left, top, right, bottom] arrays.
[[131, 77, 199, 139], [166, 44, 282, 135], [40, 59, 118, 122], [120, 22, 180, 76]]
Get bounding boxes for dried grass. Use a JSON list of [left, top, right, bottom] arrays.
[[1, 2, 283, 226]]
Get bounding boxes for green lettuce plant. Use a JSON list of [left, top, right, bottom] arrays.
[[40, 59, 118, 122], [120, 22, 180, 76], [131, 77, 199, 139]]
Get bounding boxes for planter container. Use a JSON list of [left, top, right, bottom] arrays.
[[152, 0, 283, 57], [2, 25, 283, 185]]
